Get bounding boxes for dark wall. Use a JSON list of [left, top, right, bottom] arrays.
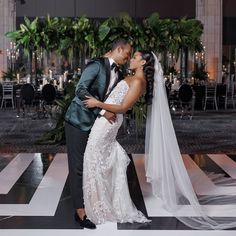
[[15, 0, 236, 45], [223, 0, 236, 45], [135, 0, 195, 18], [16, 0, 195, 18], [223, 0, 236, 17], [223, 17, 236, 45]]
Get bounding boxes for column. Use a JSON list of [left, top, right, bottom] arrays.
[[0, 0, 16, 81], [196, 0, 222, 82]]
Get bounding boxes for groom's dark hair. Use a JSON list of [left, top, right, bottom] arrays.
[[111, 38, 130, 51]]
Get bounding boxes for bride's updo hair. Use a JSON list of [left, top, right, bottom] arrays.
[[139, 50, 155, 105]]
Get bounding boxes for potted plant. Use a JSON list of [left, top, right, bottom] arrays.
[[192, 64, 208, 84], [1, 68, 16, 81]]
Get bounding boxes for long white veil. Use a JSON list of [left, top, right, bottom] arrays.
[[145, 52, 236, 229]]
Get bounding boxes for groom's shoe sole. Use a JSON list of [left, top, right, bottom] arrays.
[[74, 213, 96, 229]]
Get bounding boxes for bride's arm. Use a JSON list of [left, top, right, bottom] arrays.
[[83, 80, 144, 113]]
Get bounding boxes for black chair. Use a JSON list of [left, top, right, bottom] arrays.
[[20, 84, 35, 117], [20, 83, 34, 105], [42, 84, 56, 104], [39, 84, 56, 118], [178, 84, 195, 119]]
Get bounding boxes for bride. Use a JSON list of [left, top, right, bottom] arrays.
[[83, 51, 236, 229], [82, 50, 154, 224]]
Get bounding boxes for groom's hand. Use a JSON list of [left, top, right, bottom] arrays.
[[103, 111, 116, 124]]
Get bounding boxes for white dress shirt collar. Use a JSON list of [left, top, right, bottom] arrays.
[[108, 57, 116, 66]]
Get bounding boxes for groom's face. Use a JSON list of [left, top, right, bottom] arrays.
[[115, 44, 132, 65]]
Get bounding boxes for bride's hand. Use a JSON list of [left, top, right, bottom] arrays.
[[83, 96, 99, 108]]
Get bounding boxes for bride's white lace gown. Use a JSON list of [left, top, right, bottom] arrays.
[[83, 80, 149, 224]]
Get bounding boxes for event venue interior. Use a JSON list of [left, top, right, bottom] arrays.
[[1, 0, 236, 235]]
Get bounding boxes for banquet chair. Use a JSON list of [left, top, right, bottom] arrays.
[[1, 82, 14, 109], [38, 84, 56, 118], [216, 74, 236, 109], [178, 84, 195, 119], [224, 78, 235, 109], [20, 83, 35, 117], [204, 83, 218, 110]]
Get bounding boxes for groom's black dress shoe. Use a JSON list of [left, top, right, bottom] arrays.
[[74, 213, 96, 229]]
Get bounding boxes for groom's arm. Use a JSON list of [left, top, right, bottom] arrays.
[[76, 60, 116, 123], [75, 62, 116, 121], [75, 62, 99, 100]]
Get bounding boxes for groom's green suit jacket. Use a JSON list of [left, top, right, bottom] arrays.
[[65, 57, 118, 131]]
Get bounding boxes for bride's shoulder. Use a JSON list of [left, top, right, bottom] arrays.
[[125, 76, 145, 89]]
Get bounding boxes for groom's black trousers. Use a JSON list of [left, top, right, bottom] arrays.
[[65, 121, 89, 209]]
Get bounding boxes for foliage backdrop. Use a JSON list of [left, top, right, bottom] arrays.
[[6, 13, 203, 70]]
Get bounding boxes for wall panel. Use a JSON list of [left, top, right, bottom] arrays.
[[16, 0, 195, 18]]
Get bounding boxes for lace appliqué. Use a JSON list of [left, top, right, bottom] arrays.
[[83, 80, 150, 224]]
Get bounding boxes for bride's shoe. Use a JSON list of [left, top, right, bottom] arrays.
[[74, 213, 96, 229]]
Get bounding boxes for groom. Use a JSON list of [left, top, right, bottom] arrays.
[[64, 39, 132, 229]]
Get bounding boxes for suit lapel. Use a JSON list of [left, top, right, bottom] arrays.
[[117, 69, 124, 82], [104, 73, 121, 100], [102, 57, 111, 101]]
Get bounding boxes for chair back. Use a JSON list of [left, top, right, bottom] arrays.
[[205, 83, 217, 97], [228, 77, 235, 96], [1, 82, 14, 109], [2, 83, 14, 98], [178, 84, 193, 103], [42, 84, 56, 103], [20, 84, 35, 105]]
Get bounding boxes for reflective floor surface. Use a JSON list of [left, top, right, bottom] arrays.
[[0, 153, 236, 236]]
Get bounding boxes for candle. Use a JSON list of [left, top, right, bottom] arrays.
[[191, 77, 194, 84], [59, 76, 63, 90], [63, 71, 68, 82], [27, 76, 30, 84], [53, 79, 57, 86], [17, 73, 20, 84], [49, 70, 52, 79], [43, 77, 47, 86]]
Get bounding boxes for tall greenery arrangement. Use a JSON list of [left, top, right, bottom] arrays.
[[5, 17, 41, 80], [6, 13, 203, 74]]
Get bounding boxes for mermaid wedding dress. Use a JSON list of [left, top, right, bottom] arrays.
[[83, 80, 149, 224]]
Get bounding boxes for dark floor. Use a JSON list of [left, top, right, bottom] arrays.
[[0, 108, 236, 154]]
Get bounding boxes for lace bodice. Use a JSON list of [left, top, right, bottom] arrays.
[[105, 80, 129, 105]]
